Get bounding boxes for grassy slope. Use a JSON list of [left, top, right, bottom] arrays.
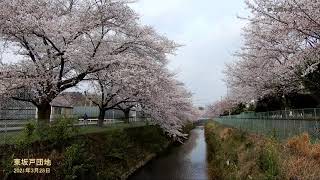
[[0, 125, 172, 179], [205, 122, 320, 180], [0, 122, 147, 145], [205, 122, 271, 179]]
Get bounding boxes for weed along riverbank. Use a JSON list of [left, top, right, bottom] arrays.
[[0, 119, 196, 179], [205, 122, 320, 180]]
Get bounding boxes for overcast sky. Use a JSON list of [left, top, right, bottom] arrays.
[[131, 0, 248, 106], [1, 0, 249, 107]]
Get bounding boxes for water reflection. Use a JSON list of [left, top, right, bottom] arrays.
[[129, 126, 208, 180]]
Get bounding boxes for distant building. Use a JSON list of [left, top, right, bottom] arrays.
[[48, 96, 74, 121], [60, 92, 92, 106], [0, 95, 74, 121], [0, 97, 35, 121]]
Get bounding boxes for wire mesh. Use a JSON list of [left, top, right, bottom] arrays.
[[0, 105, 151, 145], [216, 108, 320, 141]]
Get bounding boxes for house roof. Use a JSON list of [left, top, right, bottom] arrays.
[[50, 96, 73, 108]]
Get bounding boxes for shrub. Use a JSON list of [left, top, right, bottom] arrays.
[[259, 141, 280, 179], [1, 154, 14, 179], [35, 118, 78, 147], [126, 126, 169, 152], [60, 143, 95, 180], [268, 128, 279, 141], [181, 123, 195, 134], [17, 121, 37, 149], [24, 121, 36, 137]]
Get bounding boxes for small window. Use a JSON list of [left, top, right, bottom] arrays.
[[55, 107, 62, 115]]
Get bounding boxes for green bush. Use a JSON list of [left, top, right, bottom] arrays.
[[36, 118, 78, 146], [104, 130, 130, 161], [182, 123, 196, 134], [60, 143, 96, 180], [25, 122, 36, 137], [126, 126, 169, 152], [17, 121, 37, 149], [259, 141, 280, 180], [1, 154, 14, 179], [268, 128, 279, 141]]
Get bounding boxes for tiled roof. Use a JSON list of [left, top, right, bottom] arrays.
[[50, 96, 73, 108]]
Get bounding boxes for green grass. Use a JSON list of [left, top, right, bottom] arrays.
[[0, 121, 148, 145], [0, 131, 23, 144], [77, 122, 147, 134], [0, 124, 171, 179]]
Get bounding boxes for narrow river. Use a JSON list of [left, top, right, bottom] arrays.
[[129, 126, 208, 180]]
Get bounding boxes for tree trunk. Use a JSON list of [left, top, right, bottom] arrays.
[[124, 109, 130, 123], [37, 102, 51, 124], [98, 108, 105, 127]]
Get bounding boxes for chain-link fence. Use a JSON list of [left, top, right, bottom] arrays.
[[215, 108, 320, 141], [0, 118, 152, 145], [73, 106, 126, 119], [0, 108, 152, 145], [0, 99, 153, 144]]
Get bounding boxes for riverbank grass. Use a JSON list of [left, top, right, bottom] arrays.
[[205, 122, 320, 179], [1, 119, 195, 179], [0, 121, 147, 145], [205, 122, 271, 179], [0, 121, 171, 179]]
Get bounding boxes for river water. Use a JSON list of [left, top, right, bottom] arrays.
[[129, 126, 208, 180]]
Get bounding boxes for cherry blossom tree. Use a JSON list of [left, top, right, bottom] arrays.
[[84, 60, 160, 127], [84, 57, 198, 137], [226, 0, 320, 103], [0, 0, 177, 123], [140, 73, 198, 138], [114, 102, 137, 122], [205, 98, 236, 118]]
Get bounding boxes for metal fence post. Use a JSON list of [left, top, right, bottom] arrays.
[[285, 110, 287, 120], [264, 118, 266, 135], [283, 118, 286, 139], [316, 116, 320, 139], [299, 119, 302, 135], [4, 120, 7, 144], [218, 108, 320, 140]]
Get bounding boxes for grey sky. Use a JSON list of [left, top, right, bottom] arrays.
[[1, 1, 248, 107], [131, 0, 248, 106]]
